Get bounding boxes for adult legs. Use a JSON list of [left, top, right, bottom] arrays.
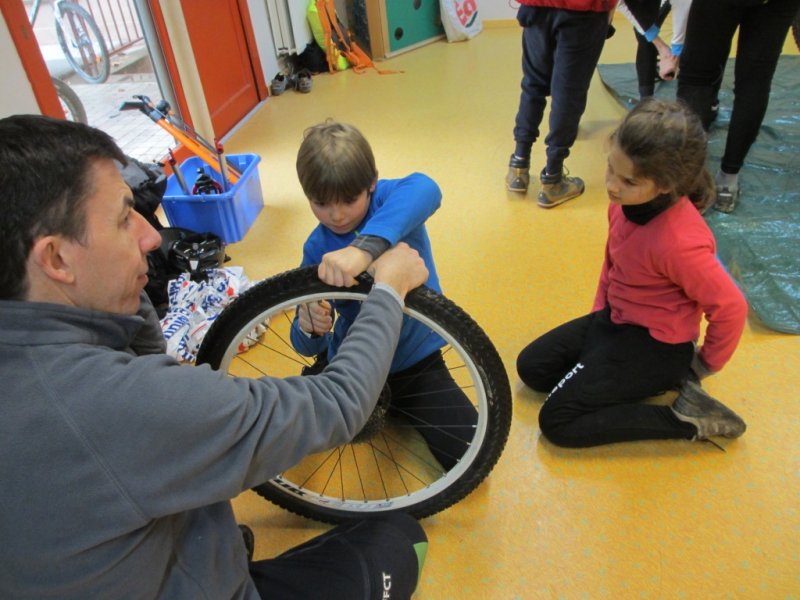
[[520, 309, 696, 448], [720, 0, 800, 174], [389, 350, 478, 471], [635, 30, 659, 98], [512, 7, 557, 161], [249, 512, 427, 600], [677, 0, 739, 130], [623, 0, 662, 98], [544, 9, 609, 175]]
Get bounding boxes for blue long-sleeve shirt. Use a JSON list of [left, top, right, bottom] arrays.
[[290, 172, 445, 372]]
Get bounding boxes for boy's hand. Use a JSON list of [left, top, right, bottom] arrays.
[[319, 246, 373, 287], [298, 300, 332, 335], [369, 242, 428, 300]]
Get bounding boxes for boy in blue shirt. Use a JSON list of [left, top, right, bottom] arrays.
[[290, 120, 477, 470]]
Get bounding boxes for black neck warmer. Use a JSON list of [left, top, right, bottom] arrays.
[[622, 194, 674, 225]]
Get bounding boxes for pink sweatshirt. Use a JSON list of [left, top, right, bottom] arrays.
[[592, 198, 748, 372]]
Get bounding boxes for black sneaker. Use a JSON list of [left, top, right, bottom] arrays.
[[671, 380, 746, 439]]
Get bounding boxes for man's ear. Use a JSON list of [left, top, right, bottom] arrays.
[[28, 235, 76, 285], [370, 176, 378, 193]]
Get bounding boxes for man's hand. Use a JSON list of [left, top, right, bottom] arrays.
[[318, 246, 373, 288], [653, 37, 678, 80], [368, 242, 428, 300], [659, 54, 679, 80], [298, 300, 333, 335]]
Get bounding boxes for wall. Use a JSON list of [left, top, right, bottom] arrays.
[[247, 0, 279, 81], [477, 0, 517, 21], [0, 14, 39, 118]]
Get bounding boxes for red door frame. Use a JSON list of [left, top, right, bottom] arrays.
[[1, 1, 64, 119], [3, 1, 266, 164]]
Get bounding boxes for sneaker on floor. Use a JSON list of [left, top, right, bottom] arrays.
[[671, 379, 746, 440], [270, 73, 289, 96], [537, 168, 584, 208], [294, 69, 313, 93], [713, 182, 739, 213], [506, 154, 530, 193]]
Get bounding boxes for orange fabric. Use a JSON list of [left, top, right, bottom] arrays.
[[315, 0, 401, 74]]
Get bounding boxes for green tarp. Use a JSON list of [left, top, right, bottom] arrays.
[[598, 56, 800, 334]]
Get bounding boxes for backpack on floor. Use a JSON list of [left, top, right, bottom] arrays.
[[118, 156, 167, 232], [313, 0, 400, 75]]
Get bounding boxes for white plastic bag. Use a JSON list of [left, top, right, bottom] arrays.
[[439, 0, 482, 42], [160, 267, 255, 363]]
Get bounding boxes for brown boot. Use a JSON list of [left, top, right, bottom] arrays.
[[537, 169, 584, 208], [505, 154, 530, 193]]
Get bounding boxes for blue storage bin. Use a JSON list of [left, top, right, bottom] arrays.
[[161, 153, 263, 244]]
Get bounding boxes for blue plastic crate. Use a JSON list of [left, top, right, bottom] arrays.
[[161, 153, 263, 244]]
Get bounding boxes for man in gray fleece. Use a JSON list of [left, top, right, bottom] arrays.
[[0, 115, 430, 600]]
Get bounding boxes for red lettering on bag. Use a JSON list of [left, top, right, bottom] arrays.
[[456, 0, 477, 26]]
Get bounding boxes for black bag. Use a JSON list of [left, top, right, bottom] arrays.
[[297, 42, 328, 74], [118, 157, 228, 317], [118, 157, 167, 231]]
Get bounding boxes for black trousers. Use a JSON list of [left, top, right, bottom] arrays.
[[677, 0, 800, 173], [517, 308, 697, 447], [512, 5, 610, 174], [624, 0, 672, 98], [389, 350, 478, 471], [249, 512, 426, 600]]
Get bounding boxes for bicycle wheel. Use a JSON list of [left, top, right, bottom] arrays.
[[196, 266, 512, 524], [52, 77, 87, 124], [55, 2, 110, 84]]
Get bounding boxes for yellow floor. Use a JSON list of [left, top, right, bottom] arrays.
[[222, 17, 800, 599]]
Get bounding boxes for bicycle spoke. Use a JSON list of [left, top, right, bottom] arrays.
[[196, 266, 511, 522]]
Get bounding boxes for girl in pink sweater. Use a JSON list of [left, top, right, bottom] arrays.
[[517, 98, 748, 447]]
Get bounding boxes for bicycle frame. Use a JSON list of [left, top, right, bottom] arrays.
[[28, 0, 44, 24], [120, 95, 241, 185]]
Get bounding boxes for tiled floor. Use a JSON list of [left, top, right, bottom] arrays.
[[30, 0, 173, 162], [65, 69, 176, 163], [44, 40, 175, 163]]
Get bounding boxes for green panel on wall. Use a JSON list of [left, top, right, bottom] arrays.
[[385, 0, 444, 53]]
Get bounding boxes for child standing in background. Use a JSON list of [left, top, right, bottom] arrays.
[[291, 120, 477, 470], [517, 98, 748, 448]]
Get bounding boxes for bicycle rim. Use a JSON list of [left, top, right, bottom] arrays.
[[197, 267, 511, 523], [55, 2, 110, 84]]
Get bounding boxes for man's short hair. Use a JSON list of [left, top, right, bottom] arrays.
[[0, 115, 126, 300]]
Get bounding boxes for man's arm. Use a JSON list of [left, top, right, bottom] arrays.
[[319, 174, 441, 287], [83, 245, 429, 518]]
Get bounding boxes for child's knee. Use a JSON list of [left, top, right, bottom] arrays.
[[537, 400, 581, 448], [516, 352, 552, 392]]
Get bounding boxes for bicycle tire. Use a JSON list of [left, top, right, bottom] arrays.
[[52, 77, 87, 124], [55, 2, 110, 84], [196, 266, 512, 524]]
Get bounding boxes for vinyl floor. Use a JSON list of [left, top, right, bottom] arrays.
[[222, 16, 800, 599]]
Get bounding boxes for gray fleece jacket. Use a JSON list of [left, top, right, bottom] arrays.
[[0, 287, 403, 599]]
